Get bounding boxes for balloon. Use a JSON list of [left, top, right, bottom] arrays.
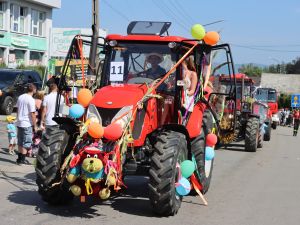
[[205, 146, 215, 160], [180, 160, 195, 178], [103, 123, 123, 140], [88, 122, 104, 139], [77, 88, 93, 107], [69, 104, 85, 119], [203, 31, 220, 46], [206, 133, 217, 147], [191, 24, 206, 40], [176, 177, 191, 196]]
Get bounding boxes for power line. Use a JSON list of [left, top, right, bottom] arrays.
[[169, 0, 195, 26], [231, 44, 300, 53], [102, 0, 130, 22], [174, 0, 196, 25]]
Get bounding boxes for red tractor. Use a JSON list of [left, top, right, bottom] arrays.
[[213, 73, 270, 151], [35, 21, 238, 216], [255, 88, 279, 129]]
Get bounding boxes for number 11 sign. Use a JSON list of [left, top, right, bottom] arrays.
[[110, 61, 124, 82]]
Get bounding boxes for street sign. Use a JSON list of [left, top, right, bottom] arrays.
[[291, 94, 300, 108]]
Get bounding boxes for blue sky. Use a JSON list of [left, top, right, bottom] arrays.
[[53, 0, 300, 65]]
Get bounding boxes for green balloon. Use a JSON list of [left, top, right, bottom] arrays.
[[191, 24, 206, 40], [180, 160, 195, 178]]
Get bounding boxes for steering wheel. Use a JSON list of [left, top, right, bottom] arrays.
[[127, 77, 154, 84]]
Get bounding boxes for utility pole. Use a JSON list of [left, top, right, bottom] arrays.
[[88, 0, 99, 75]]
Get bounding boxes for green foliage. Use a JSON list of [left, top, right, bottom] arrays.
[[278, 93, 291, 109], [16, 65, 46, 79], [238, 63, 262, 77], [0, 62, 6, 68]]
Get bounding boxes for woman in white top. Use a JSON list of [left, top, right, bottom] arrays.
[[182, 56, 198, 112]]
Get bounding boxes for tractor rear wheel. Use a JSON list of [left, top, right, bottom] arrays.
[[191, 110, 214, 194], [245, 117, 259, 152], [149, 130, 188, 216], [35, 126, 74, 205]]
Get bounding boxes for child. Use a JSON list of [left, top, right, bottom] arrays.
[[6, 116, 17, 155]]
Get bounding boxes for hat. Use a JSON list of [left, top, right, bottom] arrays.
[[6, 115, 16, 122], [146, 53, 164, 63]]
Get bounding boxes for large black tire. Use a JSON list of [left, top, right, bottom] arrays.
[[271, 122, 277, 130], [245, 117, 259, 152], [191, 110, 213, 194], [264, 121, 272, 141], [0, 96, 14, 115], [149, 131, 188, 216], [35, 126, 74, 205]]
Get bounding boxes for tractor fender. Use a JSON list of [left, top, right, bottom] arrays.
[[52, 117, 79, 134]]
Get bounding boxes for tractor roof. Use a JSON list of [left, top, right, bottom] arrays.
[[219, 73, 254, 84]]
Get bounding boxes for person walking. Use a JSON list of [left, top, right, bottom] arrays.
[[293, 109, 300, 136], [41, 77, 64, 129], [16, 83, 37, 165]]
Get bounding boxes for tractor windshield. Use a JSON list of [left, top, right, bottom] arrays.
[[102, 42, 176, 90], [255, 89, 277, 102]]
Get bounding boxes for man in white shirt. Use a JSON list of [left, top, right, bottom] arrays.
[[16, 83, 37, 165], [41, 77, 64, 128]]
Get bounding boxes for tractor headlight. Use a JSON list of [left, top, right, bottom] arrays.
[[87, 104, 102, 124], [111, 105, 133, 128]]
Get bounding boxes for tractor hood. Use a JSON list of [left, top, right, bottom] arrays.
[[90, 84, 149, 108]]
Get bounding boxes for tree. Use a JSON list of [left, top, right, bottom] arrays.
[[238, 63, 262, 77]]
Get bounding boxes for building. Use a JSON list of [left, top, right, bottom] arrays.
[[0, 0, 61, 67]]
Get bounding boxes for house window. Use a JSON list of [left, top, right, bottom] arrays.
[[0, 2, 5, 30], [31, 9, 44, 36], [10, 4, 27, 33]]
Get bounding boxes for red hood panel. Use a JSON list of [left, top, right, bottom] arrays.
[[91, 84, 148, 108]]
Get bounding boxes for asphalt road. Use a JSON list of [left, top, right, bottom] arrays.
[[1, 118, 300, 225]]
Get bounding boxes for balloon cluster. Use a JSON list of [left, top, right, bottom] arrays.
[[191, 24, 220, 46], [176, 160, 195, 196], [205, 133, 217, 160]]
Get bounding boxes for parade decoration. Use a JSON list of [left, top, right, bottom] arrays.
[[180, 160, 196, 178], [191, 24, 206, 40], [175, 177, 191, 196], [87, 122, 104, 139], [205, 146, 215, 161], [77, 88, 93, 107], [203, 31, 220, 46], [103, 123, 124, 140], [69, 104, 85, 119], [206, 133, 218, 147]]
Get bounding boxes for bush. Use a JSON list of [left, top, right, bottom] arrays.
[[278, 93, 291, 109]]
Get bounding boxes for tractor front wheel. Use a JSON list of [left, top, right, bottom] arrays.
[[149, 130, 188, 216], [245, 117, 259, 152]]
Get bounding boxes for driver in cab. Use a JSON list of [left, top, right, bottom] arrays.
[[143, 53, 166, 79]]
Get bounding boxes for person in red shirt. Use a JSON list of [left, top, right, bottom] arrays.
[[293, 109, 300, 136]]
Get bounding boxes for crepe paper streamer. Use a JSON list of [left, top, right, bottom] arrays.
[[190, 174, 208, 206], [180, 160, 195, 178], [88, 122, 104, 139], [191, 24, 206, 40], [205, 146, 215, 161], [203, 31, 220, 45], [206, 133, 217, 147], [175, 177, 191, 196], [77, 88, 93, 107], [69, 104, 85, 119]]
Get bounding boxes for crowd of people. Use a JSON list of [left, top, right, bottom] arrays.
[[278, 108, 300, 136], [5, 77, 59, 165]]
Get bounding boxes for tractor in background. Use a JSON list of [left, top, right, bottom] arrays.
[[255, 87, 279, 129]]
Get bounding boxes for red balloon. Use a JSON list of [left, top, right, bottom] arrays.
[[103, 123, 123, 140], [206, 133, 217, 147]]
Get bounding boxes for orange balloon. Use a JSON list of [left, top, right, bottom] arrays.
[[77, 88, 93, 107], [88, 122, 104, 139], [203, 31, 220, 46]]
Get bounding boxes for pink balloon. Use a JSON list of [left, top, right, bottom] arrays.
[[206, 133, 217, 147]]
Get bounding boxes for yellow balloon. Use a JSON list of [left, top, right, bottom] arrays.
[[191, 24, 206, 40]]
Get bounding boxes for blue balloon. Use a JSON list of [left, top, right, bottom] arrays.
[[69, 104, 85, 119], [176, 177, 191, 196], [205, 146, 215, 160]]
